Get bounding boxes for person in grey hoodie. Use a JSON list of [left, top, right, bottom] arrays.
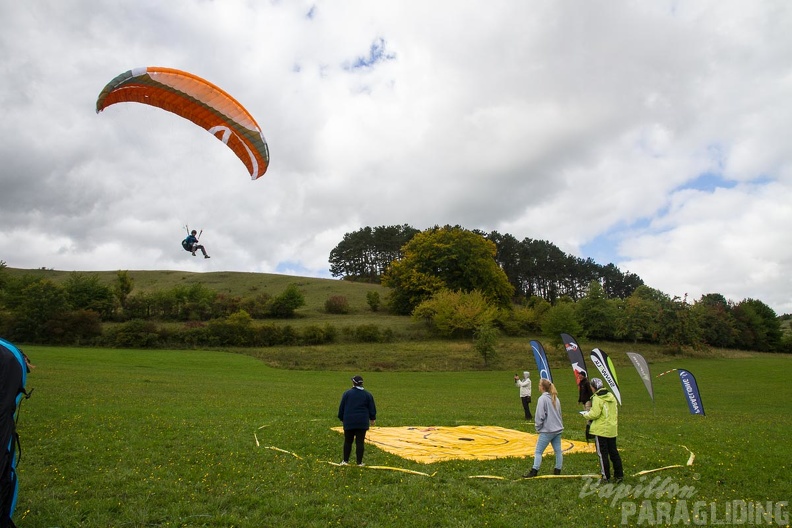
[[524, 378, 564, 477]]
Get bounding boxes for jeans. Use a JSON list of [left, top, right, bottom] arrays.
[[533, 431, 563, 470]]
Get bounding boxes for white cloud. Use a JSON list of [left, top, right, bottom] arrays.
[[1, 0, 791, 314]]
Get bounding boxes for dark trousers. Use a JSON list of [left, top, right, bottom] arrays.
[[343, 428, 367, 464], [594, 435, 623, 480], [520, 396, 532, 419], [191, 243, 208, 256]]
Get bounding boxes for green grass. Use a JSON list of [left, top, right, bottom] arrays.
[[233, 335, 763, 372], [15, 346, 792, 527]]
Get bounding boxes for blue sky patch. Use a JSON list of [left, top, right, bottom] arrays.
[[344, 37, 396, 71], [675, 172, 736, 192], [580, 217, 654, 267], [276, 260, 331, 278]]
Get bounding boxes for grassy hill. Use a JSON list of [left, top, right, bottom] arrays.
[[3, 267, 383, 309], [2, 267, 432, 341], [4, 267, 785, 372]]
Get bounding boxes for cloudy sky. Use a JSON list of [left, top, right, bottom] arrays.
[[1, 1, 791, 313]]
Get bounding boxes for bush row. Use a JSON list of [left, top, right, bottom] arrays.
[[94, 317, 396, 349]]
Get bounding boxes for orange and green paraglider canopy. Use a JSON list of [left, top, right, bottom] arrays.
[[96, 67, 269, 179]]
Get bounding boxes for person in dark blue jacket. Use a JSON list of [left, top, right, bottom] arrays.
[[337, 375, 377, 465]]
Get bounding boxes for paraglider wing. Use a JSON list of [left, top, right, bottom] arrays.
[[96, 67, 269, 179]]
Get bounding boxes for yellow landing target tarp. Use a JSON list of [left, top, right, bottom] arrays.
[[332, 425, 594, 464]]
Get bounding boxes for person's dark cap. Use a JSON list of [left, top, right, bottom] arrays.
[[351, 375, 364, 386]]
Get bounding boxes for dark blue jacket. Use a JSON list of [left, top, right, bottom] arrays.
[[338, 387, 376, 430]]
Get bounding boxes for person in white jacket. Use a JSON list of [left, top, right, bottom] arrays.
[[513, 371, 533, 420], [523, 378, 564, 478]]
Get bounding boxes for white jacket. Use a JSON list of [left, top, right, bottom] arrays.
[[515, 372, 531, 397]]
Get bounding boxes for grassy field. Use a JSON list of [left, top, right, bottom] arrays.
[[14, 345, 791, 527]]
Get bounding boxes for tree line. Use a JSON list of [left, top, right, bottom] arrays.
[[330, 225, 790, 353], [330, 224, 643, 302]]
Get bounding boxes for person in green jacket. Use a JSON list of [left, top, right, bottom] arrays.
[[581, 378, 623, 483]]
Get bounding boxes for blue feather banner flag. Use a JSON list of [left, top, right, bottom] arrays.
[[530, 340, 553, 382], [657, 368, 706, 416], [678, 369, 706, 416]]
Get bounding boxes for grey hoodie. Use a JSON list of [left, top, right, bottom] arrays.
[[534, 392, 564, 434]]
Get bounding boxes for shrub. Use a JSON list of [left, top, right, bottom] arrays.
[[413, 289, 498, 338], [381, 328, 395, 342], [324, 295, 350, 314], [207, 310, 254, 346], [301, 325, 329, 345], [366, 291, 381, 312], [255, 323, 300, 346], [213, 293, 243, 319], [541, 302, 582, 340], [256, 324, 286, 346], [240, 293, 271, 319], [109, 319, 162, 348], [280, 325, 299, 345], [355, 324, 382, 343], [496, 305, 540, 336], [268, 284, 305, 318], [178, 321, 209, 347], [45, 309, 103, 345], [322, 323, 339, 343], [474, 322, 499, 366]]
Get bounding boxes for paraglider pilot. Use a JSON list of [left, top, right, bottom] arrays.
[[183, 230, 210, 258]]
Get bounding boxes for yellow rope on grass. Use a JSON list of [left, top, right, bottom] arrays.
[[631, 445, 695, 476], [324, 461, 435, 477]]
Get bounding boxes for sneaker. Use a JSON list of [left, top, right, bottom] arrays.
[[553, 468, 561, 475], [522, 468, 538, 478], [192, 252, 196, 256], [599, 477, 610, 485], [205, 255, 210, 258], [615, 477, 624, 484], [339, 461, 348, 466], [358, 463, 365, 467]]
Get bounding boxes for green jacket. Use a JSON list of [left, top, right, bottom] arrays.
[[583, 389, 618, 438]]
